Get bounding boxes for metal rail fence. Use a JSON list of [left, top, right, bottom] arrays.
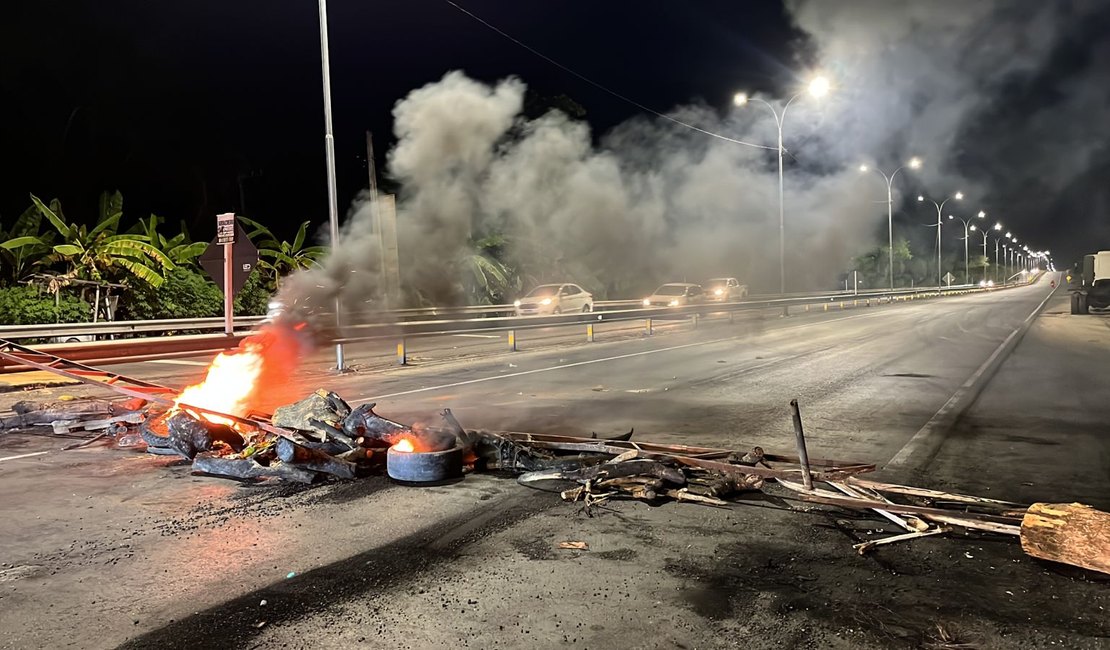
[[0, 280, 1033, 372]]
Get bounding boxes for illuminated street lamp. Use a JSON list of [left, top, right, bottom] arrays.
[[734, 75, 830, 301], [918, 191, 963, 289], [859, 156, 922, 289], [948, 209, 986, 284]]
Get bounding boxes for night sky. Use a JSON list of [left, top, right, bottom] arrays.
[[2, 1, 1105, 262], [1, 0, 798, 240]]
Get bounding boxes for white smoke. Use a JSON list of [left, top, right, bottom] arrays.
[[380, 70, 876, 300]]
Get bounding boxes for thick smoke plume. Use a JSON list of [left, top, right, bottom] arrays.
[[279, 0, 1109, 322]]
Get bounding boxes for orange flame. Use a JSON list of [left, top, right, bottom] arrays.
[[392, 438, 415, 453], [175, 344, 265, 425], [174, 324, 306, 425]]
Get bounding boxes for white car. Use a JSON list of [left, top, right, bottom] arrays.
[[704, 277, 749, 301], [642, 283, 705, 307], [514, 284, 594, 316]]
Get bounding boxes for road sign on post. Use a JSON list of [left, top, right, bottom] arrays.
[[200, 216, 259, 337], [943, 272, 955, 287]]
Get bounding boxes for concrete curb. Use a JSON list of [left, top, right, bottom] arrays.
[[883, 281, 1059, 477]]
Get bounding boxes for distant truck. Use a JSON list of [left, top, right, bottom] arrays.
[[1070, 251, 1110, 314]]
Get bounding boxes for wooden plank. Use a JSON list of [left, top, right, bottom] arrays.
[[1020, 502, 1110, 575]]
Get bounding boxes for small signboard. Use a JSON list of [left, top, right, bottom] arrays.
[[216, 212, 236, 246], [943, 272, 955, 286], [200, 219, 258, 296]]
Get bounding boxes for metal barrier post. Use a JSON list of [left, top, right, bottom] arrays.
[[645, 318, 653, 335], [586, 324, 594, 342], [396, 339, 406, 365], [508, 330, 517, 351], [691, 313, 699, 329]]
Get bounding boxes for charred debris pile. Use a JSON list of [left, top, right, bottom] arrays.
[[7, 390, 1110, 577]]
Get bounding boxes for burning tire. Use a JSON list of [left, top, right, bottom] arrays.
[[386, 445, 464, 483]]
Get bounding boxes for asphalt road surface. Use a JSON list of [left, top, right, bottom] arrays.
[[2, 274, 1108, 649]]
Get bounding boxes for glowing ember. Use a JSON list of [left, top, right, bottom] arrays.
[[392, 438, 415, 453]]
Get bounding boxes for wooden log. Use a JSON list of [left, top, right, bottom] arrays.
[[192, 453, 318, 484], [275, 438, 356, 479], [1020, 502, 1110, 575]]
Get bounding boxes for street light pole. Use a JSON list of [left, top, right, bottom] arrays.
[[317, 0, 345, 371], [947, 210, 985, 285], [734, 76, 828, 303], [918, 192, 963, 290], [859, 157, 921, 290]]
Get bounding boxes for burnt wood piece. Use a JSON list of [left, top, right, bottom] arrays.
[[275, 437, 356, 479], [141, 411, 244, 459], [686, 471, 764, 496], [192, 453, 318, 484], [272, 390, 351, 440], [573, 459, 686, 485], [1021, 502, 1110, 575], [308, 418, 358, 450], [727, 446, 767, 467], [342, 403, 409, 446], [520, 459, 687, 487], [299, 440, 351, 456]]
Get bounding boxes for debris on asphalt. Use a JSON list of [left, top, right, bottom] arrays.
[[557, 541, 589, 550]]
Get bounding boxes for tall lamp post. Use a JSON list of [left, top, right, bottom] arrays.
[[317, 0, 345, 371], [734, 75, 829, 301], [918, 192, 963, 289], [978, 222, 1003, 284], [859, 157, 921, 289], [947, 210, 986, 284]]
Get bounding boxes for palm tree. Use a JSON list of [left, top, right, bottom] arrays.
[[0, 203, 55, 282], [238, 217, 326, 284], [31, 192, 174, 287]]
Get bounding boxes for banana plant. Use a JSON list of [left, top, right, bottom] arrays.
[[30, 192, 174, 287], [238, 217, 327, 283], [130, 215, 208, 267], [0, 203, 55, 282]]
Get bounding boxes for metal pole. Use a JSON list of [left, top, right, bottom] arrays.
[[999, 235, 1007, 280], [223, 241, 234, 336], [777, 121, 786, 301], [936, 206, 942, 291], [963, 223, 969, 285], [317, 0, 345, 371], [887, 181, 894, 290], [789, 398, 813, 491]]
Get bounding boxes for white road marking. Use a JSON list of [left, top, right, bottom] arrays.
[[0, 451, 50, 463], [885, 287, 1057, 470], [145, 359, 210, 366], [354, 310, 886, 402], [452, 334, 501, 339]]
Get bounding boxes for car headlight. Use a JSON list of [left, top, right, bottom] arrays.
[[513, 300, 521, 307], [642, 298, 651, 306], [979, 280, 986, 287], [541, 298, 552, 305], [668, 299, 679, 306], [714, 289, 723, 295]]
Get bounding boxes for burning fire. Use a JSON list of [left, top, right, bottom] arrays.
[[174, 324, 306, 426], [392, 438, 415, 453]]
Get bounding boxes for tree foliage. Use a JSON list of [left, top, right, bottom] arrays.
[[30, 192, 175, 287], [0, 285, 90, 325]]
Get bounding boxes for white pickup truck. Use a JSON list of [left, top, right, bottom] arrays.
[[1071, 250, 1110, 314]]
